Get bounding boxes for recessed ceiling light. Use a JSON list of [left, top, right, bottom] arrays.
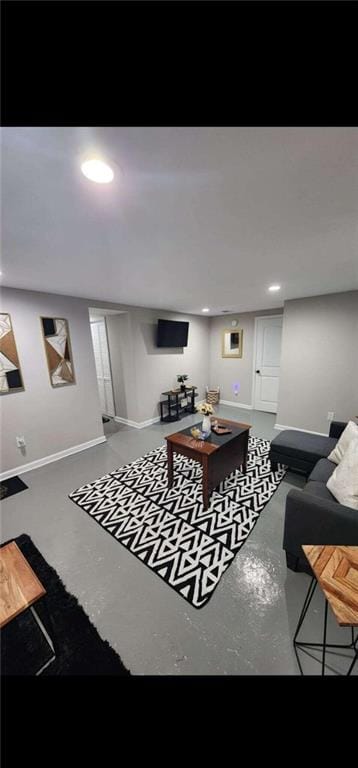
[[268, 284, 281, 292], [202, 308, 210, 313], [81, 158, 114, 184]]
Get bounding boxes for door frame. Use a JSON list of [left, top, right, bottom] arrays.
[[251, 314, 283, 411], [90, 316, 116, 418]]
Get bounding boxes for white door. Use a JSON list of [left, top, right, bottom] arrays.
[[90, 318, 115, 417], [253, 316, 283, 413]]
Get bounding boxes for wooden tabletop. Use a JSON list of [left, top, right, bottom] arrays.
[[166, 419, 251, 456], [0, 541, 46, 628], [303, 545, 358, 627]]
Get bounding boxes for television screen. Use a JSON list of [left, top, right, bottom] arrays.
[[157, 319, 189, 347]]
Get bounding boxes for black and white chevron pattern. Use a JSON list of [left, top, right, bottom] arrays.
[[69, 437, 286, 608]]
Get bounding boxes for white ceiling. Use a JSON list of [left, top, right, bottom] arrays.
[[1, 127, 357, 315]]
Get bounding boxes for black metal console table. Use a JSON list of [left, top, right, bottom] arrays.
[[160, 386, 198, 423]]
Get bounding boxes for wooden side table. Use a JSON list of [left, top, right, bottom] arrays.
[[0, 541, 56, 675], [293, 545, 358, 676]]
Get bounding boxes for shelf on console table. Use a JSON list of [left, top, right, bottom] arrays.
[[160, 386, 198, 422]]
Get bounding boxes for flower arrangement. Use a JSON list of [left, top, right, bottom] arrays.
[[177, 374, 188, 392], [196, 402, 214, 416]]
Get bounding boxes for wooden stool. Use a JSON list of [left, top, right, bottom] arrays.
[[0, 541, 56, 675]]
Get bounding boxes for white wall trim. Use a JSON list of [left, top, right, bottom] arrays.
[[114, 415, 161, 429], [274, 423, 328, 437], [0, 436, 107, 481], [220, 399, 253, 410], [114, 400, 207, 429]]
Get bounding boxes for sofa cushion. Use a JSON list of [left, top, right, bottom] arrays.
[[270, 430, 337, 464], [305, 480, 336, 502], [327, 438, 358, 510], [327, 420, 358, 465], [308, 458, 336, 484]]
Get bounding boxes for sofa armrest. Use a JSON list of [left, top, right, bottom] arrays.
[[283, 488, 358, 561], [329, 420, 347, 439]]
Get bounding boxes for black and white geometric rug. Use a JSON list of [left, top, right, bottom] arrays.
[[69, 437, 286, 609]]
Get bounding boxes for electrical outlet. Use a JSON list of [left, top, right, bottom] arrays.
[[16, 436, 26, 448], [327, 412, 334, 422]]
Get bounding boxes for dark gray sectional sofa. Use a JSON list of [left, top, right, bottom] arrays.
[[269, 421, 358, 575]]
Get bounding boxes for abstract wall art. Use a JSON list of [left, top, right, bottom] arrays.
[[41, 317, 75, 387], [0, 313, 25, 394]]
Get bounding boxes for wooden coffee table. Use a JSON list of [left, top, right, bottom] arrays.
[[165, 418, 251, 509], [293, 545, 358, 676], [0, 541, 56, 674]]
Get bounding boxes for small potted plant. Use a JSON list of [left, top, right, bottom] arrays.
[[196, 402, 214, 437], [177, 374, 188, 392]]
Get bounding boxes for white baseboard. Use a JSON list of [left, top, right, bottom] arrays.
[[114, 415, 161, 429], [274, 423, 328, 437], [220, 400, 253, 410], [114, 401, 206, 430], [0, 435, 107, 481]]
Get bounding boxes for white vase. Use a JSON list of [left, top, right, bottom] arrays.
[[202, 414, 211, 436]]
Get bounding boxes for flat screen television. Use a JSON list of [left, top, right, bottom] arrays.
[[157, 319, 189, 347]]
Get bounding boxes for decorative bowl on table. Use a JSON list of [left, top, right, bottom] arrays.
[[190, 427, 209, 441]]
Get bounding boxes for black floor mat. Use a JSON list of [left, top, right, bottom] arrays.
[[1, 534, 130, 675], [0, 476, 28, 500]]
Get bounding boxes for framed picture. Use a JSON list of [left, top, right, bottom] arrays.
[[222, 328, 243, 358], [41, 317, 76, 387], [0, 313, 25, 394]]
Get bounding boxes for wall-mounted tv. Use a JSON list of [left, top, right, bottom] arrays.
[[157, 319, 189, 347]]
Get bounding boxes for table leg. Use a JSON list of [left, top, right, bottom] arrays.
[[293, 576, 317, 675], [202, 456, 210, 510], [30, 605, 56, 675], [242, 431, 249, 474], [293, 577, 357, 676], [293, 577, 317, 643], [167, 442, 174, 489], [346, 645, 358, 676], [321, 599, 328, 676]]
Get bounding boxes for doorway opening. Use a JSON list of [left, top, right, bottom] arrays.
[[89, 307, 124, 438], [252, 315, 283, 413], [89, 313, 115, 419]]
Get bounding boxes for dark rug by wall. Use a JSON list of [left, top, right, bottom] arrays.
[[1, 534, 130, 676], [0, 476, 28, 500]]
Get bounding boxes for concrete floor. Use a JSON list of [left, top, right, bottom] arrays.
[[2, 405, 356, 675]]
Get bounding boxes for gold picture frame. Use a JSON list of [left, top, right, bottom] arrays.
[[221, 328, 243, 358]]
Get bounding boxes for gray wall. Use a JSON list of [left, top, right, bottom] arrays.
[[130, 308, 209, 423], [0, 288, 211, 475], [0, 287, 104, 474], [209, 309, 283, 406], [277, 291, 358, 434], [2, 285, 356, 473], [106, 308, 210, 423]]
